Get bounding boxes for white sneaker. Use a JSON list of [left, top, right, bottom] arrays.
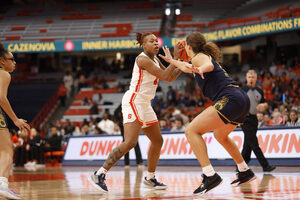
[[143, 177, 167, 190], [0, 185, 21, 200], [24, 161, 33, 167]]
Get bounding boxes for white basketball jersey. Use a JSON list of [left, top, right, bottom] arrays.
[[128, 52, 160, 100]]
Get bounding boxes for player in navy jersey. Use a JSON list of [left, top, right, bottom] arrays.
[[160, 32, 256, 194], [0, 42, 30, 199]]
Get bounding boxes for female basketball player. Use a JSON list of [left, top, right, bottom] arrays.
[[88, 32, 182, 192], [159, 32, 256, 194], [0, 42, 30, 199]]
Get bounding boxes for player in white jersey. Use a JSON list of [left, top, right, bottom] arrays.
[[88, 32, 183, 192]]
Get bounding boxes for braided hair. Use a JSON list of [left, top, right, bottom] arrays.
[[136, 32, 153, 47]]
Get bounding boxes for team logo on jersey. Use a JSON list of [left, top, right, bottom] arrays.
[[128, 114, 132, 119], [0, 114, 7, 129], [213, 96, 229, 111]]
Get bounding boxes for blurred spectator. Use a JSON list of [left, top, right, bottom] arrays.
[[89, 101, 99, 115], [10, 129, 19, 147], [257, 112, 264, 128], [25, 128, 44, 167], [80, 124, 90, 136], [286, 110, 300, 126], [43, 127, 62, 153], [64, 119, 75, 138], [92, 93, 103, 105], [78, 74, 88, 90], [170, 117, 185, 132], [83, 97, 91, 105], [113, 123, 121, 135], [263, 113, 275, 127], [58, 82, 67, 107], [54, 120, 65, 136], [272, 111, 285, 126], [14, 130, 28, 167], [72, 126, 81, 136], [98, 76, 109, 89], [89, 127, 103, 135], [104, 108, 112, 119], [159, 119, 170, 131], [63, 71, 74, 97], [167, 86, 176, 105], [97, 113, 114, 134]]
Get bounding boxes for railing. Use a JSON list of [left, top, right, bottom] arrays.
[[30, 89, 59, 134]]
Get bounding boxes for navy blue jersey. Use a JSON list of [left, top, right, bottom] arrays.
[[193, 55, 237, 101]]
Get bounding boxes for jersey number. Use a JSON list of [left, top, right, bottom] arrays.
[[154, 78, 159, 85]]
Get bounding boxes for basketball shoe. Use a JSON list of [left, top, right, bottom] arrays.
[[88, 172, 108, 192], [193, 173, 223, 194], [0, 185, 21, 200], [231, 169, 256, 186], [143, 176, 167, 190]]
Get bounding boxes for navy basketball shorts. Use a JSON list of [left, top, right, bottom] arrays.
[[212, 86, 250, 125], [0, 107, 8, 129]]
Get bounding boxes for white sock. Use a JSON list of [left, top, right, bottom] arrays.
[[96, 167, 108, 175], [202, 164, 215, 177], [146, 172, 155, 180], [0, 177, 8, 187], [237, 161, 249, 172]]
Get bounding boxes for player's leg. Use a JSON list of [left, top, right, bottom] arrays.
[[213, 124, 256, 187], [88, 120, 142, 192], [142, 123, 167, 190], [0, 129, 21, 200], [185, 106, 224, 194]]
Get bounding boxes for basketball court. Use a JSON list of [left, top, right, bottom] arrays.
[[6, 166, 300, 200]]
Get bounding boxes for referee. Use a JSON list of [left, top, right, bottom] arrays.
[[241, 70, 275, 172]]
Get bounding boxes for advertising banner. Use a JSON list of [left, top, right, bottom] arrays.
[[63, 128, 300, 165]]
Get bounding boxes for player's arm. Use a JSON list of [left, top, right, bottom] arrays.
[[155, 57, 182, 82], [159, 46, 193, 74], [137, 56, 179, 82], [0, 70, 18, 122], [188, 54, 214, 79]]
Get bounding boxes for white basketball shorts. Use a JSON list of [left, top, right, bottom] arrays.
[[121, 91, 158, 128]]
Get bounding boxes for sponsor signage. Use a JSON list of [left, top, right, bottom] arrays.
[[63, 128, 300, 164], [3, 17, 299, 53]]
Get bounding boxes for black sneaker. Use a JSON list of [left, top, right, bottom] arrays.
[[88, 172, 108, 192], [143, 176, 167, 190], [263, 165, 276, 172], [231, 169, 256, 186], [193, 173, 223, 195]]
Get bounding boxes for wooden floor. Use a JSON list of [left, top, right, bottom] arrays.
[[4, 165, 300, 200]]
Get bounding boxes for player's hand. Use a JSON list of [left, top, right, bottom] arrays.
[[173, 41, 184, 60], [14, 118, 30, 133], [185, 66, 205, 79], [159, 46, 173, 63]]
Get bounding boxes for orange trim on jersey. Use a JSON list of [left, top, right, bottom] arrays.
[[145, 120, 158, 126], [129, 93, 143, 125], [135, 69, 143, 92]]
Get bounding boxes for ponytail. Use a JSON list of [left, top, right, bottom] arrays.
[[203, 42, 221, 63], [186, 32, 221, 62], [0, 42, 8, 58]]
